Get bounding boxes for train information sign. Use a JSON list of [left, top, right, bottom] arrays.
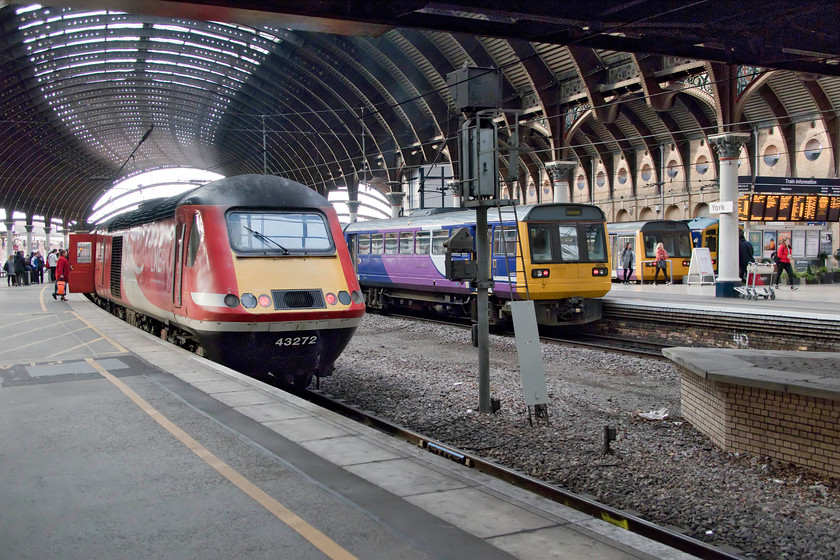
[[737, 194, 840, 222]]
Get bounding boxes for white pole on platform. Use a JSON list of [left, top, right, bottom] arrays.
[[709, 132, 750, 297]]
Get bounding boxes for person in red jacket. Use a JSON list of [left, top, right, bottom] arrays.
[[775, 238, 798, 290], [53, 249, 70, 301]]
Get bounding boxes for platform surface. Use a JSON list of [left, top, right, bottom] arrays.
[[0, 282, 699, 560]]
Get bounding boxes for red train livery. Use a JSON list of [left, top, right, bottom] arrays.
[[69, 174, 365, 387]]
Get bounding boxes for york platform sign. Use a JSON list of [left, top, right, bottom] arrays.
[[709, 201, 734, 214]]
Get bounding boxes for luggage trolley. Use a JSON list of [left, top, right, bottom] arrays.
[[736, 262, 776, 300]]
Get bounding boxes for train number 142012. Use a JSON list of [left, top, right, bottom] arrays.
[[275, 336, 317, 346]]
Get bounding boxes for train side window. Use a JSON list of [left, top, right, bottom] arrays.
[[529, 225, 552, 263], [415, 231, 430, 254], [556, 225, 580, 261], [186, 213, 201, 267], [583, 224, 607, 261], [431, 229, 449, 255], [399, 232, 413, 254], [358, 234, 370, 254], [493, 228, 517, 256], [384, 232, 399, 254], [371, 233, 384, 254]]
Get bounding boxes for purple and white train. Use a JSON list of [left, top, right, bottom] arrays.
[[344, 203, 612, 326]]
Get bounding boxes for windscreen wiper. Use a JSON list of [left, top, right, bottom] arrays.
[[243, 226, 289, 254]]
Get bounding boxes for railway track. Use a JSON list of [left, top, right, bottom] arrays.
[[291, 384, 743, 560]]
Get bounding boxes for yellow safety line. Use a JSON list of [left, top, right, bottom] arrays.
[[46, 337, 125, 359], [0, 326, 93, 355], [70, 310, 129, 354], [85, 357, 358, 560]]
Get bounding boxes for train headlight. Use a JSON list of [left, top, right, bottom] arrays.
[[591, 266, 609, 276], [224, 294, 240, 308], [325, 292, 337, 305], [682, 260, 690, 267], [240, 293, 257, 308], [531, 269, 551, 278], [350, 290, 365, 304], [258, 294, 272, 307], [337, 291, 351, 305]]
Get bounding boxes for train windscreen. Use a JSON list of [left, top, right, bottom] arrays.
[[528, 223, 607, 263], [227, 211, 335, 255], [642, 229, 693, 258]]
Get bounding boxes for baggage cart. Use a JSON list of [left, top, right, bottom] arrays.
[[735, 262, 775, 300]]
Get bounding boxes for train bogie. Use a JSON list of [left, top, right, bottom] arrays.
[[71, 175, 364, 388]]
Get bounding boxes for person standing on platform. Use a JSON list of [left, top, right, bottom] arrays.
[[775, 238, 798, 290], [738, 230, 755, 283], [653, 242, 670, 285], [14, 251, 26, 286], [47, 249, 58, 282], [54, 249, 70, 301], [4, 255, 14, 286], [620, 242, 634, 284]]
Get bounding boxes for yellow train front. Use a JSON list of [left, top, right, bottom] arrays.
[[497, 203, 612, 325], [608, 220, 694, 283]]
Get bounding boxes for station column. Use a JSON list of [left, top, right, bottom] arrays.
[[4, 220, 13, 258], [385, 191, 405, 219], [545, 161, 575, 203], [708, 132, 750, 298], [346, 200, 360, 223], [25, 223, 33, 253], [44, 226, 51, 252]]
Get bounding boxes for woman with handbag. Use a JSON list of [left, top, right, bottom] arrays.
[[653, 242, 670, 285]]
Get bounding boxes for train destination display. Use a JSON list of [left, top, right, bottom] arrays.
[[738, 194, 840, 222]]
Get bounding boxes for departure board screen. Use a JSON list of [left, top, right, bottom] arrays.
[[750, 195, 766, 221], [777, 195, 793, 220], [742, 194, 839, 221], [763, 195, 778, 220], [738, 196, 750, 220], [790, 195, 808, 221], [816, 196, 830, 221], [804, 196, 819, 220], [829, 197, 840, 221]]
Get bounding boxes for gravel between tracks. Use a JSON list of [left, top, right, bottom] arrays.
[[324, 314, 840, 560]]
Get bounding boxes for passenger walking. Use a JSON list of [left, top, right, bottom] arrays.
[[620, 242, 634, 284], [653, 242, 670, 285], [738, 230, 755, 283], [775, 238, 798, 290], [54, 249, 70, 301]]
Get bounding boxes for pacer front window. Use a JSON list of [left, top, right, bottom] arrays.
[[227, 211, 334, 255]]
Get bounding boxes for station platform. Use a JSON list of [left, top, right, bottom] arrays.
[[603, 279, 840, 322], [0, 282, 699, 560]]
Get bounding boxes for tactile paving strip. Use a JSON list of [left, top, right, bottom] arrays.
[[26, 358, 130, 378]]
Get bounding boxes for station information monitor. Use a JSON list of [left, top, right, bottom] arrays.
[[738, 194, 840, 222]]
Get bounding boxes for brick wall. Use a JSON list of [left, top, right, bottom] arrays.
[[679, 367, 840, 478]]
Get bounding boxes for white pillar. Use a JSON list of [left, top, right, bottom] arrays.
[[546, 161, 576, 204], [4, 221, 13, 259], [708, 132, 751, 297], [44, 226, 51, 252], [25, 224, 33, 253]]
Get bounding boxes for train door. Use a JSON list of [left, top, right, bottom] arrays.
[[69, 233, 96, 293], [172, 223, 186, 308], [346, 233, 358, 273], [492, 225, 517, 294], [614, 235, 635, 280]]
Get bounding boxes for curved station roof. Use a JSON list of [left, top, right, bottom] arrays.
[[0, 1, 838, 226]]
